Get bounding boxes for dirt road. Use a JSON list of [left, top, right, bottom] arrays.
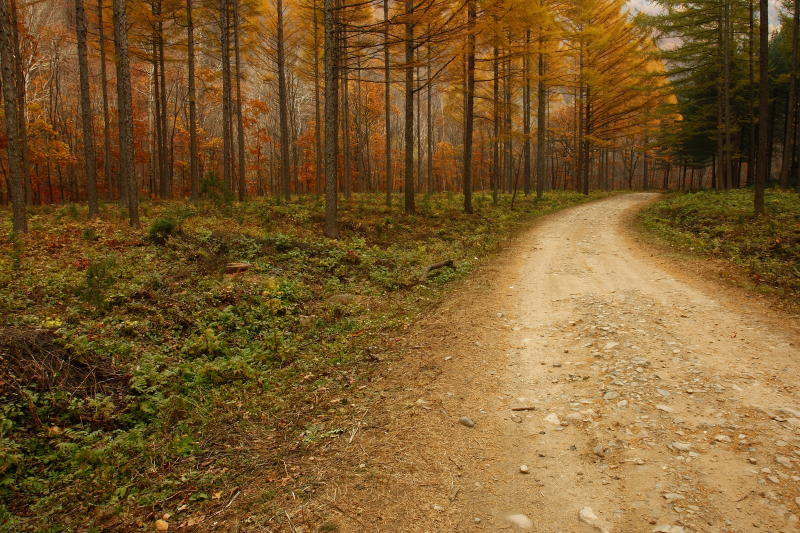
[[303, 193, 800, 533]]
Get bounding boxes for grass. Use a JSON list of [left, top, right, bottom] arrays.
[[0, 190, 611, 532], [637, 188, 800, 301]]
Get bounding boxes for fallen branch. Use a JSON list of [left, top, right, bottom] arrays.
[[511, 406, 536, 412], [421, 259, 455, 280]]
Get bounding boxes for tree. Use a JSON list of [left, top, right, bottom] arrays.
[[75, 0, 98, 218], [276, 0, 291, 202], [755, 0, 769, 214], [323, 0, 338, 237], [112, 0, 139, 226], [187, 0, 200, 201], [0, 0, 27, 232], [462, 0, 475, 213]]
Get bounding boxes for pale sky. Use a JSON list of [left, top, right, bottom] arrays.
[[627, 0, 782, 23]]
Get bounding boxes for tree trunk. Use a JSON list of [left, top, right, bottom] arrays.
[[276, 0, 292, 202], [97, 0, 115, 201], [75, 0, 98, 217], [491, 45, 499, 204], [9, 0, 30, 206], [323, 0, 338, 237], [536, 36, 546, 199], [383, 0, 392, 207], [341, 48, 352, 200], [0, 0, 26, 231], [403, 0, 415, 214], [112, 0, 139, 225], [755, 0, 769, 215], [313, 0, 322, 196], [233, 0, 246, 200], [158, 6, 170, 197], [220, 0, 233, 196], [462, 0, 475, 214], [523, 30, 531, 196], [779, 0, 799, 188], [187, 0, 199, 201], [426, 34, 433, 196]]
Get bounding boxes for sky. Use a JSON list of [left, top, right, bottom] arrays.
[[627, 0, 783, 23]]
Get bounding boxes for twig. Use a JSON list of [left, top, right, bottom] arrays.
[[285, 510, 298, 533]]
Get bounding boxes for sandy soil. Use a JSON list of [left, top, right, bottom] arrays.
[[283, 193, 800, 533]]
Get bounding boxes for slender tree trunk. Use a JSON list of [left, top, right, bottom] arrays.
[[9, 0, 30, 206], [152, 36, 165, 197], [403, 0, 415, 214], [187, 0, 199, 201], [491, 45, 499, 204], [112, 0, 139, 225], [233, 0, 246, 200], [755, 0, 769, 214], [536, 36, 546, 199], [75, 0, 98, 217], [383, 0, 392, 207], [97, 0, 115, 201], [323, 0, 338, 237], [523, 30, 531, 196], [341, 49, 352, 200], [0, 0, 26, 231], [462, 0, 475, 214], [277, 0, 292, 201], [220, 0, 233, 196], [747, 0, 756, 187], [158, 7, 170, 197], [313, 0, 322, 196], [779, 0, 799, 188], [426, 35, 433, 196]]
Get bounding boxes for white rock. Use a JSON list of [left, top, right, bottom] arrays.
[[432, 504, 445, 512], [505, 513, 533, 529], [544, 413, 561, 425], [603, 391, 620, 400], [520, 464, 529, 474], [776, 455, 794, 468], [671, 442, 692, 451], [578, 507, 610, 532], [714, 434, 732, 443], [656, 404, 674, 413], [653, 526, 686, 533]]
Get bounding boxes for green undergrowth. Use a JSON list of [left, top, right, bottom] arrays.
[[0, 191, 609, 531], [637, 188, 800, 301]]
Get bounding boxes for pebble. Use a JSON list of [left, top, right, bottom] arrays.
[[656, 389, 671, 397], [714, 434, 732, 443], [578, 507, 609, 532], [656, 404, 674, 413], [671, 442, 692, 451], [776, 455, 794, 468], [544, 413, 561, 425], [520, 464, 529, 474], [459, 416, 476, 428], [653, 526, 686, 533], [505, 513, 533, 529], [432, 504, 445, 512], [603, 391, 620, 400]]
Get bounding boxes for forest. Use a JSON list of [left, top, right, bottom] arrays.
[[2, 0, 800, 530], [0, 0, 795, 233]]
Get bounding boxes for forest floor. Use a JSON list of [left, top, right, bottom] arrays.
[[247, 193, 800, 533]]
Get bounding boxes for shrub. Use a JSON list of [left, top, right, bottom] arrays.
[[148, 217, 178, 244]]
